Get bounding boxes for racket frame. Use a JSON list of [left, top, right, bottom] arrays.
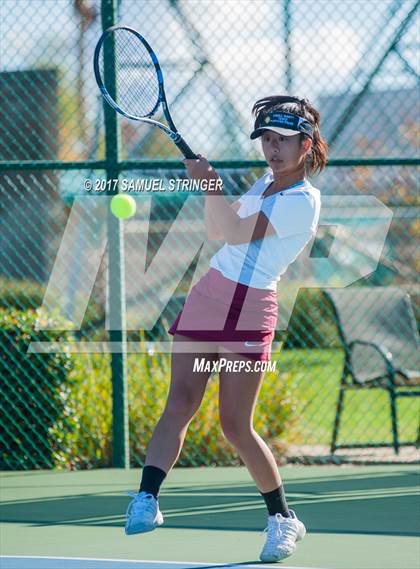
[[93, 25, 196, 157]]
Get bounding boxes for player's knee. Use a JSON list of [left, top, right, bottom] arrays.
[[220, 414, 253, 445], [164, 393, 201, 422]]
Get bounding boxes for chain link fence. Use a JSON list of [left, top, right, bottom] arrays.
[[1, 0, 419, 470]]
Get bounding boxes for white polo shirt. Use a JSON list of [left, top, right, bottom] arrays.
[[209, 173, 321, 291]]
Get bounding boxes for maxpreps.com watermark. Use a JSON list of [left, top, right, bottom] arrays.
[[193, 357, 277, 373], [83, 177, 223, 193]]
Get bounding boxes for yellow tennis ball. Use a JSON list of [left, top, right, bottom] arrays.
[[110, 194, 136, 219]]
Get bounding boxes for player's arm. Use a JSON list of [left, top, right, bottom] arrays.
[[223, 209, 276, 245], [206, 201, 277, 244], [205, 200, 241, 240], [185, 156, 276, 244]]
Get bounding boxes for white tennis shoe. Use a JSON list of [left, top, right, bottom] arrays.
[[125, 491, 164, 535], [259, 509, 306, 562]]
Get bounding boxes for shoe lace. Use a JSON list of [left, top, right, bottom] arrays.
[[262, 513, 296, 544], [126, 491, 155, 516]]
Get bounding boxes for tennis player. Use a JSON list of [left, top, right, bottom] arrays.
[[125, 95, 328, 563]]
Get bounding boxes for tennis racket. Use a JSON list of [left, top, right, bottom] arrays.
[[93, 25, 197, 159]]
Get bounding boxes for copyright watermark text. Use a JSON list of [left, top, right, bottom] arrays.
[[84, 177, 223, 193]]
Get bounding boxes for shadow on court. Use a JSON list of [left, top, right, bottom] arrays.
[[1, 469, 419, 538]]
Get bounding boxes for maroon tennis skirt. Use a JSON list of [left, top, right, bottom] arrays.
[[167, 268, 278, 361]]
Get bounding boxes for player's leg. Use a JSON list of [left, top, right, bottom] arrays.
[[218, 350, 283, 494], [143, 333, 218, 476], [218, 350, 305, 561], [126, 334, 218, 535]]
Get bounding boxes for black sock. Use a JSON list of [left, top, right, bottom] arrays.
[[139, 465, 167, 499], [260, 485, 290, 517]]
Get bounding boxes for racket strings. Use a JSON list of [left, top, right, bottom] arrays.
[[99, 29, 160, 118]]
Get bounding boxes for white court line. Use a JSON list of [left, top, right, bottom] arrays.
[[1, 556, 329, 569]]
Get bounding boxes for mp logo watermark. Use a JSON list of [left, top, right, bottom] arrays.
[[29, 194, 393, 355]]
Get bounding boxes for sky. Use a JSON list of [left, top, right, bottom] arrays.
[[0, 0, 418, 158]]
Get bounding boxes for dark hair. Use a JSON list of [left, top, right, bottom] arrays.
[[252, 95, 329, 175]]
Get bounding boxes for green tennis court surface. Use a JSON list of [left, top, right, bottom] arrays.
[[1, 465, 419, 569]]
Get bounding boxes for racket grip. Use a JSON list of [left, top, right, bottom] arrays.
[[176, 138, 197, 159]]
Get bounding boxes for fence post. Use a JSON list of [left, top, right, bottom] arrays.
[[101, 0, 129, 468]]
